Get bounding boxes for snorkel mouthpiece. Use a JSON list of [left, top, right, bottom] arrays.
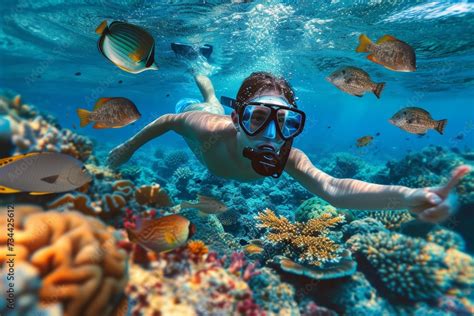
[[243, 145, 283, 178]]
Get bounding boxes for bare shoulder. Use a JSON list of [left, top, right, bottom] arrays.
[[172, 111, 234, 139]]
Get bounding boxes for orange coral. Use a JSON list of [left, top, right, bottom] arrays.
[[0, 205, 128, 316], [187, 240, 209, 258], [257, 209, 344, 267], [135, 184, 172, 207]]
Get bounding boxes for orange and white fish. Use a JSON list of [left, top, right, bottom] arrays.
[[126, 214, 196, 253], [0, 152, 91, 195], [356, 34, 416, 72], [76, 97, 141, 129], [180, 194, 228, 215], [96, 20, 159, 74]]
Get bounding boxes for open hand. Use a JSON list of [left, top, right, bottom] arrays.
[[405, 165, 471, 223]]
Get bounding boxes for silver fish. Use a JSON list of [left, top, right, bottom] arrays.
[[356, 34, 416, 72], [96, 20, 158, 74], [77, 97, 141, 129], [327, 66, 385, 98], [0, 152, 91, 195], [180, 194, 228, 215], [389, 107, 447, 135]]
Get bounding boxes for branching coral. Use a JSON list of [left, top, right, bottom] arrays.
[[0, 205, 128, 316], [348, 231, 474, 301], [257, 209, 344, 267]]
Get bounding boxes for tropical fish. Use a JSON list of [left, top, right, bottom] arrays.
[[126, 214, 196, 253], [356, 135, 374, 147], [96, 20, 158, 74], [180, 194, 228, 215], [356, 34, 416, 72], [327, 66, 385, 98], [77, 97, 141, 129], [244, 244, 264, 255], [389, 107, 447, 135], [0, 152, 91, 195]]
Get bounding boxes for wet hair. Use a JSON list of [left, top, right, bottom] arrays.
[[235, 72, 297, 108]]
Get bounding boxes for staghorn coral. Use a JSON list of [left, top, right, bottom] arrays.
[[256, 209, 356, 280], [257, 209, 345, 267], [0, 205, 128, 316], [348, 231, 474, 301]]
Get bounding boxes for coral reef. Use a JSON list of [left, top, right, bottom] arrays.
[[321, 272, 394, 315], [351, 209, 414, 230], [164, 149, 189, 170], [426, 227, 466, 251], [125, 246, 267, 315], [248, 267, 299, 315], [294, 196, 340, 223], [0, 94, 93, 161], [256, 209, 356, 280], [134, 183, 172, 207], [257, 209, 345, 267], [0, 205, 128, 316], [348, 231, 474, 301]]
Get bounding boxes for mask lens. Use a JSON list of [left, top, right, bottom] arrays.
[[241, 104, 271, 134], [277, 109, 303, 139]]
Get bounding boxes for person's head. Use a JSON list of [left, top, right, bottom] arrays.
[[231, 72, 298, 151], [228, 72, 305, 178]]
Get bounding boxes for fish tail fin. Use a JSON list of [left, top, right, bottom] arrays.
[[76, 109, 91, 127], [436, 119, 448, 135], [373, 82, 385, 99], [95, 20, 108, 35], [356, 34, 372, 53]]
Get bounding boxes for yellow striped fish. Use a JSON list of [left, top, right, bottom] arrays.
[[96, 20, 159, 74], [127, 214, 196, 253]]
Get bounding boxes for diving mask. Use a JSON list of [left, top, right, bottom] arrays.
[[221, 95, 306, 178], [221, 95, 306, 140]]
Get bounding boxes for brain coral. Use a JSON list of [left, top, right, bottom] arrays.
[[0, 205, 128, 316], [348, 231, 474, 301]]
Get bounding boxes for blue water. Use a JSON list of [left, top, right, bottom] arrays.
[[0, 0, 473, 160], [2, 1, 474, 315]]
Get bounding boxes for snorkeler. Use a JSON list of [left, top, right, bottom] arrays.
[[108, 59, 469, 224]]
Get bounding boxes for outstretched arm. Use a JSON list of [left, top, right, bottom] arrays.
[[286, 148, 470, 223], [107, 113, 196, 168]]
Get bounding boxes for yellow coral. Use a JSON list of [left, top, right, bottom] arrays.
[[257, 209, 344, 267]]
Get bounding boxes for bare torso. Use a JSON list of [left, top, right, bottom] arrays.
[[174, 112, 266, 181]]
